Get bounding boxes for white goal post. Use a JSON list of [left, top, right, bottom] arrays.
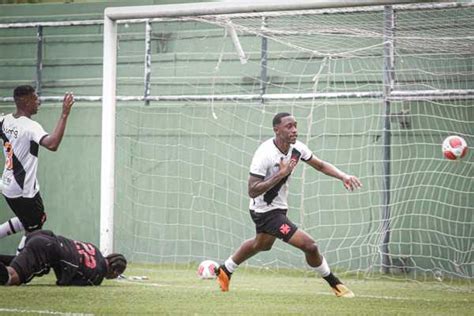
[[100, 0, 472, 284]]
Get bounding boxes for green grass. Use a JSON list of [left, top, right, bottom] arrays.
[[0, 264, 472, 315]]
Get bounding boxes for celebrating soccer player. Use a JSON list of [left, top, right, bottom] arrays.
[[0, 85, 74, 253], [215, 112, 362, 298], [0, 229, 126, 286]]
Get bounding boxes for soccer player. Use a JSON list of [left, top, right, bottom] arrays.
[[0, 85, 74, 252], [215, 112, 362, 298], [0, 229, 126, 286]]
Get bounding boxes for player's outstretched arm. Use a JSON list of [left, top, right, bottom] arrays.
[[306, 155, 362, 191], [40, 92, 74, 151]]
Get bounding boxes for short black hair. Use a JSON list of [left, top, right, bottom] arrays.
[[13, 85, 35, 103], [106, 253, 127, 275], [272, 112, 292, 127]]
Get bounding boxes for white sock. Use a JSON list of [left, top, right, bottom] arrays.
[[224, 257, 238, 273], [16, 235, 27, 254], [0, 217, 24, 238], [314, 256, 331, 277]]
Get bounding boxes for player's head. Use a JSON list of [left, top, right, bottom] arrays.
[[105, 253, 127, 279], [13, 85, 40, 115], [272, 112, 298, 144]]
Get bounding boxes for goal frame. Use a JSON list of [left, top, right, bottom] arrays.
[[100, 0, 450, 255]]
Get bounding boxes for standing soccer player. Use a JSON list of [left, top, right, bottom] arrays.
[[0, 85, 74, 252], [0, 229, 126, 286], [216, 112, 362, 298]]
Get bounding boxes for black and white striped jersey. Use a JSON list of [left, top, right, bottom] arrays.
[[249, 138, 312, 213], [0, 114, 48, 198]]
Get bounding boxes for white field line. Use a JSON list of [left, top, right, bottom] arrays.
[[0, 308, 93, 316], [117, 279, 465, 303]]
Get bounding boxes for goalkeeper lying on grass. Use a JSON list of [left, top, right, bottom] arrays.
[[0, 229, 126, 286]]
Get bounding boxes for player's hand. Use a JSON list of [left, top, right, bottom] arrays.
[[279, 157, 297, 177], [62, 92, 75, 116], [342, 174, 362, 192]]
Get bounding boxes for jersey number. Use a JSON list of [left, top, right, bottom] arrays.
[[4, 142, 13, 170], [75, 241, 97, 269]]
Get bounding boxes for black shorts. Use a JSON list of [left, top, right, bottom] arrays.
[[4, 192, 46, 232], [10, 230, 58, 284], [249, 209, 298, 242]]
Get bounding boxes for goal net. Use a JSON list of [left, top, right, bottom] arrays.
[[104, 1, 473, 284]]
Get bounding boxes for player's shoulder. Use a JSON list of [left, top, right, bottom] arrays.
[[293, 140, 309, 150], [254, 138, 276, 154], [3, 114, 38, 126], [0, 113, 11, 122], [18, 116, 43, 130], [260, 138, 275, 148], [22, 116, 40, 124], [292, 140, 313, 160]]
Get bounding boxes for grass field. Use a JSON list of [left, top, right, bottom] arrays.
[[0, 264, 472, 315]]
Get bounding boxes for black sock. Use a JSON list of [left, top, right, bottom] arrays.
[[323, 272, 341, 288], [0, 262, 9, 285], [217, 264, 232, 278]]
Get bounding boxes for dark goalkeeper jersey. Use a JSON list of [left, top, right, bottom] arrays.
[[10, 230, 108, 286], [54, 235, 108, 286]]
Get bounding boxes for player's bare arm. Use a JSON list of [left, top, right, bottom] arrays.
[[306, 155, 362, 191], [248, 158, 296, 198], [40, 92, 74, 151]]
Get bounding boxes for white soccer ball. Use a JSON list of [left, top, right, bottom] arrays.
[[197, 260, 218, 279], [442, 135, 468, 160]]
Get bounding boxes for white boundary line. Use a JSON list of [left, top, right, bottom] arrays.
[[117, 279, 466, 303], [0, 308, 93, 316]]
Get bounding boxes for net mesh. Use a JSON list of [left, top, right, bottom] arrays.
[[111, 4, 473, 284]]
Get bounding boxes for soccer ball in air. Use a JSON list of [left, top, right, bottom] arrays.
[[197, 260, 218, 279], [442, 136, 468, 160]]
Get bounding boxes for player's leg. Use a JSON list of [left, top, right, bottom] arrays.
[[0, 217, 24, 238], [8, 231, 57, 285], [232, 232, 277, 264], [0, 254, 15, 265], [217, 209, 287, 291], [287, 229, 354, 298], [4, 193, 47, 253], [0, 261, 21, 285], [216, 233, 276, 292]]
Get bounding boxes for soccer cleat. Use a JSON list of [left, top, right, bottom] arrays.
[[215, 265, 231, 292], [331, 283, 355, 298]]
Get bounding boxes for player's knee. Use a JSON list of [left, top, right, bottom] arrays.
[[253, 241, 273, 252], [260, 243, 273, 251], [301, 241, 319, 254]]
